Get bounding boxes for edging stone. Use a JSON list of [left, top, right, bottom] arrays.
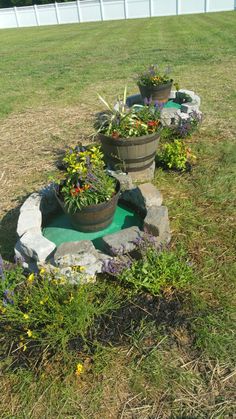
[[15, 181, 171, 279]]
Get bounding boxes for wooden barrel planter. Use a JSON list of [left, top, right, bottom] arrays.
[[138, 81, 173, 103], [99, 131, 161, 172], [55, 180, 120, 232]]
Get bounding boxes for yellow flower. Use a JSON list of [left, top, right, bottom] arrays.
[[60, 278, 66, 285], [0, 306, 6, 314], [39, 268, 46, 276], [75, 363, 84, 376], [79, 266, 86, 272], [69, 294, 74, 303], [23, 313, 29, 320], [27, 273, 35, 283], [26, 329, 33, 337], [19, 341, 27, 352], [40, 297, 48, 305]]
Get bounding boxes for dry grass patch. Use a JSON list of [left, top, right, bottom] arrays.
[[0, 104, 95, 217]]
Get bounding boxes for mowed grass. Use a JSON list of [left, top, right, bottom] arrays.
[[0, 11, 236, 418]]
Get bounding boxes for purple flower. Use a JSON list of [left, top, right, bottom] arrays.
[[102, 258, 132, 276], [144, 97, 152, 106], [3, 289, 14, 305], [0, 254, 4, 280], [154, 100, 164, 111]]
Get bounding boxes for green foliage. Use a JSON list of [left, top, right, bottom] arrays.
[[119, 248, 194, 295], [0, 267, 122, 355], [157, 139, 196, 171], [56, 145, 116, 213], [97, 87, 161, 138], [136, 64, 174, 87]]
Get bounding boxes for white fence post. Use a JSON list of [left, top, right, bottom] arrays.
[[14, 6, 20, 27], [100, 0, 104, 20], [149, 0, 153, 17], [124, 0, 128, 19], [55, 2, 60, 24], [76, 0, 82, 22], [205, 0, 209, 12], [34, 4, 40, 25], [176, 0, 180, 15]]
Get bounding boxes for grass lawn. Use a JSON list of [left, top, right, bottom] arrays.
[[0, 11, 236, 418]]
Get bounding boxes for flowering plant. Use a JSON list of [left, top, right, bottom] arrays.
[[97, 87, 162, 139], [56, 145, 116, 213], [136, 64, 175, 88], [157, 139, 196, 171]]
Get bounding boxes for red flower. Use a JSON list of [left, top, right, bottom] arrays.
[[147, 120, 158, 127], [111, 131, 120, 139]]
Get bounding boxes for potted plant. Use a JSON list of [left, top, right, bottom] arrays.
[[55, 145, 120, 232], [96, 87, 162, 172], [136, 64, 176, 103]]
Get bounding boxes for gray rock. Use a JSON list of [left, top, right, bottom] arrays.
[[128, 161, 155, 183], [121, 182, 162, 213], [161, 108, 179, 126], [138, 183, 163, 208], [19, 232, 56, 262], [102, 226, 142, 255], [15, 240, 39, 272], [57, 253, 97, 268], [181, 103, 200, 114], [126, 94, 143, 107], [169, 90, 177, 100], [17, 209, 42, 237], [107, 170, 134, 191], [144, 206, 170, 237], [54, 240, 103, 274], [20, 193, 42, 213], [54, 240, 96, 263], [39, 183, 61, 216]]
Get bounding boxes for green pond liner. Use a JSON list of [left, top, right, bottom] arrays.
[[163, 100, 181, 109], [43, 203, 143, 251]]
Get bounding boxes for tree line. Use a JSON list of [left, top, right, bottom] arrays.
[[0, 0, 71, 8]]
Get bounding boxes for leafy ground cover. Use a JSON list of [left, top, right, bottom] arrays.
[[0, 11, 236, 418]]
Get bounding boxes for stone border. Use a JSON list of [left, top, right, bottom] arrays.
[[15, 178, 171, 283], [126, 88, 202, 126]]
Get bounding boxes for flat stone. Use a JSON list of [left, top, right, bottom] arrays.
[[128, 161, 155, 183], [39, 183, 61, 216], [19, 232, 56, 262], [54, 240, 95, 258], [181, 103, 200, 114], [57, 253, 97, 268], [107, 170, 134, 192], [161, 108, 179, 126], [121, 182, 162, 213], [138, 183, 163, 208], [126, 94, 143, 107], [20, 193, 42, 213], [101, 226, 142, 256], [144, 206, 170, 237], [54, 240, 103, 274], [17, 209, 42, 237], [15, 240, 39, 272]]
